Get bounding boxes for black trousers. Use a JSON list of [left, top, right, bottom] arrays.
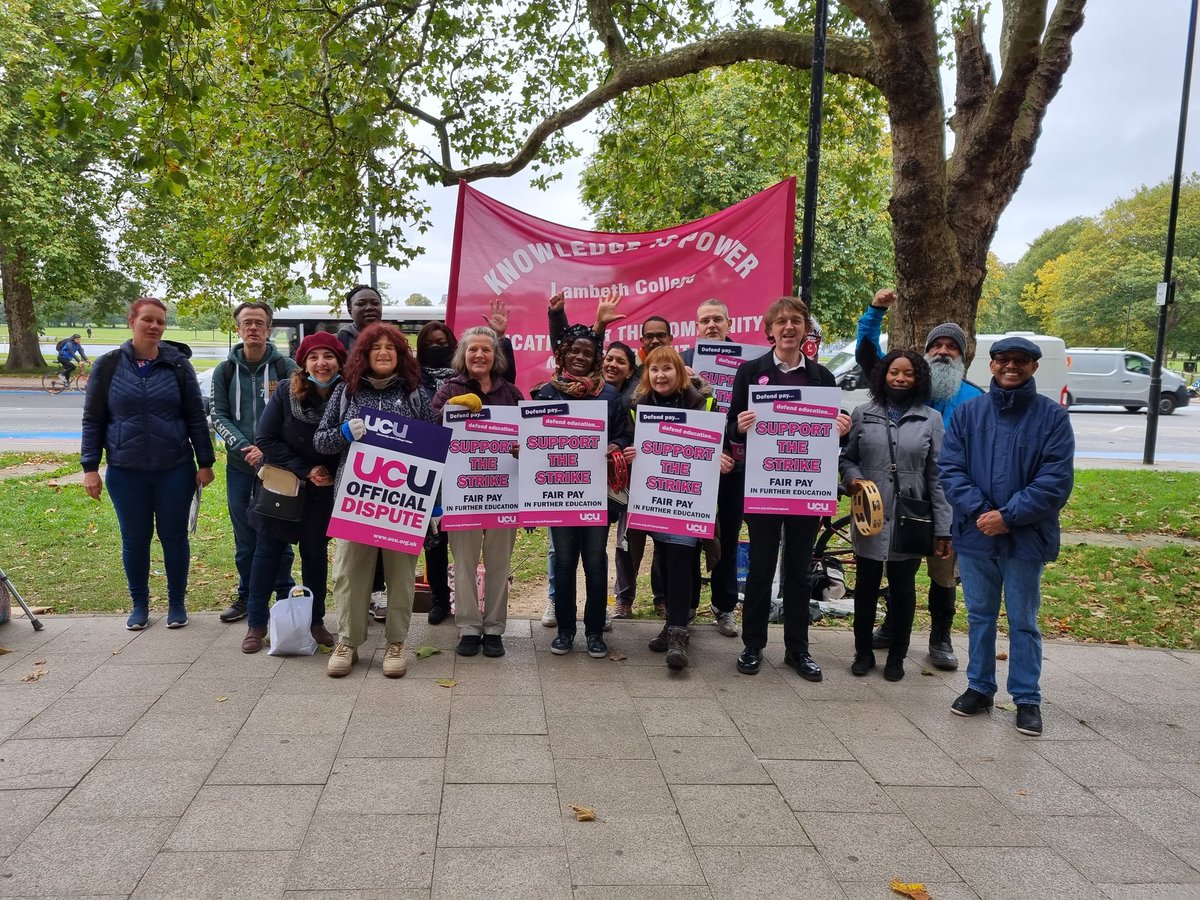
[[854, 557, 921, 659], [741, 513, 821, 656], [655, 540, 697, 628], [709, 468, 745, 614]]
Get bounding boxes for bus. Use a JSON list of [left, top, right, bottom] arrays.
[[268, 304, 448, 356]]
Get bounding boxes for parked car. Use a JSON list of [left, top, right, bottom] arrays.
[[826, 332, 1070, 412], [1064, 348, 1189, 415]]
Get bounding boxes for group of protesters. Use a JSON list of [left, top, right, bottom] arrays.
[[80, 282, 1073, 737]]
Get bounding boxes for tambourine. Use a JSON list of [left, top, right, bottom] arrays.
[[851, 480, 884, 536]]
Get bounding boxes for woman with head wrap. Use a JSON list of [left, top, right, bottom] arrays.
[[533, 323, 629, 658]]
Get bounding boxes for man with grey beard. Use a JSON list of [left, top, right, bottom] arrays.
[[854, 289, 983, 669]]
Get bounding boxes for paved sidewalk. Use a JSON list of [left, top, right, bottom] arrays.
[[1, 614, 1198, 898]]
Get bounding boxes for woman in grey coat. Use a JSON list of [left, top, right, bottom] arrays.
[[841, 350, 951, 681]]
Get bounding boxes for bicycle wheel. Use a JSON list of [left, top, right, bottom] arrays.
[[41, 374, 66, 394], [74, 372, 89, 393]]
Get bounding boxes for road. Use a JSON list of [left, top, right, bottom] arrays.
[[2, 388, 1197, 464]]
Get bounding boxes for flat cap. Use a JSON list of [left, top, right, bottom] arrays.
[[989, 336, 1042, 360]]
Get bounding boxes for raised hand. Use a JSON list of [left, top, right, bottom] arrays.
[[484, 298, 510, 337]]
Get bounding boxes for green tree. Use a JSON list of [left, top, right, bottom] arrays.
[[1020, 178, 1200, 354], [580, 64, 893, 339], [57, 0, 1086, 349], [989, 217, 1088, 333], [404, 292, 433, 307]]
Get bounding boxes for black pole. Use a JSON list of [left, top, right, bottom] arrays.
[[1144, 0, 1197, 465], [368, 170, 379, 291], [798, 0, 828, 304]]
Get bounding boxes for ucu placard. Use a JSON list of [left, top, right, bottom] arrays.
[[517, 399, 609, 527], [626, 406, 724, 540], [327, 406, 452, 554]]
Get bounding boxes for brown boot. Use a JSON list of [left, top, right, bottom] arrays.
[[665, 626, 690, 670], [241, 626, 266, 654], [310, 623, 336, 647], [648, 624, 670, 653]]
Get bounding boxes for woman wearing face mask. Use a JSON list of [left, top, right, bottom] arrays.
[[241, 333, 346, 653], [431, 326, 524, 657], [623, 346, 733, 669], [533, 324, 629, 659], [842, 350, 952, 681], [314, 322, 435, 679]]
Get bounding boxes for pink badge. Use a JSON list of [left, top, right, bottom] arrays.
[[758, 375, 769, 384]]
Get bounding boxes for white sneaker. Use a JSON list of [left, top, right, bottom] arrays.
[[604, 609, 613, 633], [541, 598, 557, 628], [371, 590, 387, 622]]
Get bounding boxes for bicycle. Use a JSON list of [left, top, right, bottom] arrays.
[[42, 363, 89, 395]]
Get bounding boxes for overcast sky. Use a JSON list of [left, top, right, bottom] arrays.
[[379, 1, 1199, 303]]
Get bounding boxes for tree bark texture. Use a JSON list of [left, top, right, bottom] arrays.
[[0, 242, 47, 370]]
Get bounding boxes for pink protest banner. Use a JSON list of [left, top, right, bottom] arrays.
[[626, 407, 725, 539], [326, 408, 451, 555], [447, 179, 796, 397], [440, 405, 522, 530], [743, 385, 841, 517]]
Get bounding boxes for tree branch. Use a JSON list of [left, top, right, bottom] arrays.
[[439, 28, 875, 185], [586, 0, 630, 66]]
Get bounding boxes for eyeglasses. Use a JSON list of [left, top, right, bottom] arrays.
[[642, 332, 671, 344], [992, 355, 1035, 368], [237, 319, 270, 331]]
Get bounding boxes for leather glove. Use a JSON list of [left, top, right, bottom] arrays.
[[448, 393, 483, 412], [341, 417, 366, 441]]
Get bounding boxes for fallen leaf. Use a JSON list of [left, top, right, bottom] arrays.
[[33, 659, 46, 665], [890, 881, 931, 900], [216, 696, 228, 703], [20, 667, 48, 683], [436, 678, 457, 688], [567, 804, 596, 822], [608, 650, 626, 661], [414, 645, 441, 659], [0, 647, 11, 655], [920, 667, 934, 676], [997, 701, 1017, 712], [996, 651, 1009, 660], [1016, 788, 1029, 796], [319, 644, 333, 654], [111, 649, 121, 655]]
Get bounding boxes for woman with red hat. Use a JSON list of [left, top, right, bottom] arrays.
[[240, 331, 347, 653]]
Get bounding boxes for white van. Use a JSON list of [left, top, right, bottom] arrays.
[[826, 332, 1070, 412], [1065, 348, 1189, 415]]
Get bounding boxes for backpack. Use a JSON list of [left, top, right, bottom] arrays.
[[56, 338, 69, 353]]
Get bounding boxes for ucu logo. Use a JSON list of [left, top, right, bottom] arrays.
[[685, 522, 708, 534], [351, 452, 437, 496], [496, 515, 518, 524], [579, 512, 603, 522], [364, 413, 409, 439]]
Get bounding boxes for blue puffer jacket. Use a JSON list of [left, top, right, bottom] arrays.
[[80, 340, 216, 473], [938, 377, 1074, 561]]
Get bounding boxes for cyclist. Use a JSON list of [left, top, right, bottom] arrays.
[[57, 334, 89, 382]]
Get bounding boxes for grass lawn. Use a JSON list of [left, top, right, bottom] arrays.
[[0, 452, 1197, 649], [1, 325, 232, 347]]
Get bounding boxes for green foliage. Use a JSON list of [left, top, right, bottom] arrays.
[[580, 64, 894, 340], [403, 292, 433, 307], [1019, 180, 1200, 354]]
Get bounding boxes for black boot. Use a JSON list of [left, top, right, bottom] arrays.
[[427, 600, 451, 626], [648, 624, 670, 653], [665, 626, 690, 670], [927, 583, 959, 670]]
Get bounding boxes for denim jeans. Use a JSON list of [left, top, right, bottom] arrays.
[[957, 552, 1046, 705], [226, 466, 294, 601], [106, 461, 195, 609], [550, 525, 609, 637], [246, 530, 329, 630]]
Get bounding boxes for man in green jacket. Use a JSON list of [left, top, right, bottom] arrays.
[[214, 301, 299, 623]]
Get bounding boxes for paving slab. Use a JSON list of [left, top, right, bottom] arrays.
[[0, 613, 1197, 896]]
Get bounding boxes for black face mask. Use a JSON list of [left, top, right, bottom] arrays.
[[884, 385, 915, 407], [422, 345, 453, 368]]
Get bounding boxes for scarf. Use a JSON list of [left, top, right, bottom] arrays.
[[365, 373, 400, 391], [549, 368, 604, 398]]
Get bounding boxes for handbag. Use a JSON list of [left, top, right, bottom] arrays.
[[885, 425, 934, 556], [254, 464, 305, 522]]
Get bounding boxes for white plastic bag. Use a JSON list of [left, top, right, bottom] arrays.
[[268, 586, 317, 656]]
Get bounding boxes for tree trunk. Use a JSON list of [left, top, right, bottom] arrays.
[[0, 242, 47, 370]]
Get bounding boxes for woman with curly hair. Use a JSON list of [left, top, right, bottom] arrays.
[[841, 349, 952, 681], [533, 323, 629, 659], [314, 322, 435, 679]]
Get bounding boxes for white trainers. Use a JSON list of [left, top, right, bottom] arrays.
[[371, 590, 388, 623], [327, 643, 358, 677], [541, 598, 557, 628], [382, 641, 407, 678]]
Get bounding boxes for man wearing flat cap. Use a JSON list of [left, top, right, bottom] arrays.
[[855, 291, 984, 670], [937, 335, 1074, 737]]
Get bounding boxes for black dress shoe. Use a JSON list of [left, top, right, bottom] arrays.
[[481, 634, 505, 658], [427, 602, 451, 626], [784, 652, 823, 682], [736, 647, 763, 675], [850, 652, 875, 676], [1015, 703, 1043, 736], [951, 688, 994, 717], [456, 634, 482, 657]]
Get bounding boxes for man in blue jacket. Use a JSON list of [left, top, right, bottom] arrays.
[[938, 336, 1074, 737], [213, 301, 299, 623], [856, 290, 984, 669]]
